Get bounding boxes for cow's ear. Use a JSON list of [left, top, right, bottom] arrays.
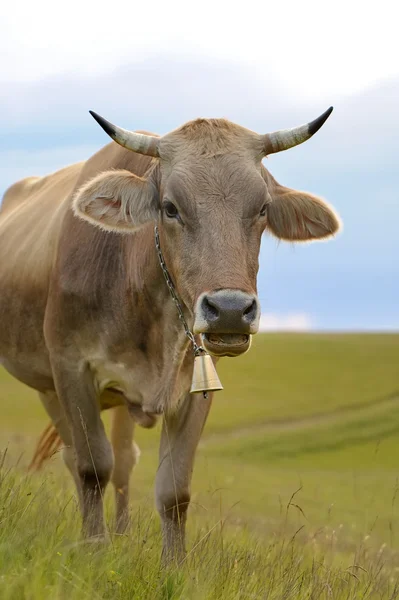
[[72, 169, 158, 233], [262, 167, 341, 242]]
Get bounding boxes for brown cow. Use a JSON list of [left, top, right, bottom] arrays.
[[0, 108, 340, 562]]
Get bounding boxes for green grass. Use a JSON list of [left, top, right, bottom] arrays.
[[209, 333, 399, 432], [1, 468, 399, 599], [1, 333, 399, 598]]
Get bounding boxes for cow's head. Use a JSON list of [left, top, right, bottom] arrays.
[[73, 109, 340, 357]]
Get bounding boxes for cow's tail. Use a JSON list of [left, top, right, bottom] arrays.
[[28, 422, 63, 472]]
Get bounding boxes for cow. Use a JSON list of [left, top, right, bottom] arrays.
[[0, 107, 341, 562]]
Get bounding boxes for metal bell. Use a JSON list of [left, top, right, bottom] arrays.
[[190, 352, 223, 394]]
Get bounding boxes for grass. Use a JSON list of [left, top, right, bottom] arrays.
[[0, 332, 399, 598], [209, 333, 399, 432], [1, 468, 399, 599]]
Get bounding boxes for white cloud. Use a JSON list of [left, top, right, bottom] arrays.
[[258, 313, 313, 332], [2, 0, 399, 100]]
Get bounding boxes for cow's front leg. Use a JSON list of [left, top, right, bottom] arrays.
[[155, 392, 212, 565], [51, 357, 114, 539], [110, 405, 140, 534]]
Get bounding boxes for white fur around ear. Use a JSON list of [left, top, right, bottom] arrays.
[[72, 169, 158, 233]]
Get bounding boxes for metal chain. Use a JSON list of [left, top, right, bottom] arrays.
[[154, 225, 204, 356]]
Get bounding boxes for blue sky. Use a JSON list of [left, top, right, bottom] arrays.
[[1, 1, 398, 331]]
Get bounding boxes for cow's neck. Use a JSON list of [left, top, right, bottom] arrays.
[[125, 225, 194, 413]]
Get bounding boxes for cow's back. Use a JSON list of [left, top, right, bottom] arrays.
[[0, 162, 84, 286]]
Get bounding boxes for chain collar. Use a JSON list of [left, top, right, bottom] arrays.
[[154, 225, 205, 357]]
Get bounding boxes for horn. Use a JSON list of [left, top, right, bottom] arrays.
[[262, 106, 333, 155], [89, 111, 160, 157]]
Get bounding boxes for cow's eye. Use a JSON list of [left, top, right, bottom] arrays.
[[260, 204, 267, 217], [163, 201, 179, 219]]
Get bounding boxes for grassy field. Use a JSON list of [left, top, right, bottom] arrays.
[[1, 333, 399, 599]]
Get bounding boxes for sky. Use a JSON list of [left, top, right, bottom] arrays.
[[1, 0, 398, 331]]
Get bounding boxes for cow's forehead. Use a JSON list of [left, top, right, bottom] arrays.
[[160, 153, 268, 212], [158, 118, 264, 163]]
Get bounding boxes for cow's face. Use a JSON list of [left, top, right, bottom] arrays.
[[74, 113, 341, 357], [156, 130, 267, 357]]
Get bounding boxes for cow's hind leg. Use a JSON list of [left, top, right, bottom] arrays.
[[110, 405, 140, 534], [155, 392, 212, 565], [38, 391, 83, 509], [50, 359, 114, 539]]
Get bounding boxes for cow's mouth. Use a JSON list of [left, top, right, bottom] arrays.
[[202, 333, 251, 357]]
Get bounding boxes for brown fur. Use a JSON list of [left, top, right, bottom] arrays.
[[72, 167, 158, 232], [159, 118, 264, 164], [262, 169, 341, 241]]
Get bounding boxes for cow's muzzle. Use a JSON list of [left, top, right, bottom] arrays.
[[193, 290, 260, 357]]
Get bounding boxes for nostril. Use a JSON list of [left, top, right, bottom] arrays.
[[243, 299, 257, 322], [202, 297, 220, 322]]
